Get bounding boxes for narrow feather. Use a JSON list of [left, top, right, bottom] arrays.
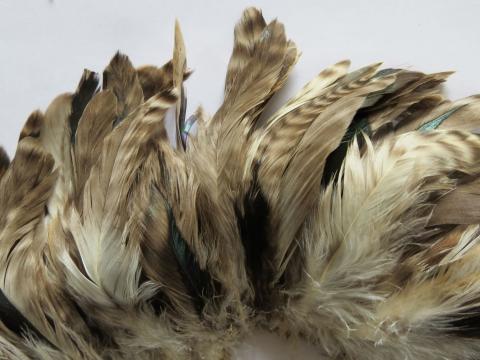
[[173, 19, 189, 150], [69, 70, 99, 143], [72, 90, 117, 208]]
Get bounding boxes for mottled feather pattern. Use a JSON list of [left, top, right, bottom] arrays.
[[3, 6, 480, 360]]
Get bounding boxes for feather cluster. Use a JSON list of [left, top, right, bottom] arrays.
[[3, 7, 480, 359]]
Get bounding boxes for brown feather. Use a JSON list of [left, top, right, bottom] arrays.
[[103, 52, 143, 124]]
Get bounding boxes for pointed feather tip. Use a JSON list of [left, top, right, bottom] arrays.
[[433, 70, 455, 80], [110, 51, 130, 65], [370, 62, 384, 72], [332, 59, 351, 72], [104, 51, 136, 79], [174, 18, 183, 36], [174, 18, 186, 51]]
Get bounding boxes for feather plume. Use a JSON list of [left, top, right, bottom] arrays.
[[4, 7, 480, 360]]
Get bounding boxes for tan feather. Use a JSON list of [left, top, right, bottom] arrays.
[[102, 53, 143, 124], [72, 90, 117, 209]]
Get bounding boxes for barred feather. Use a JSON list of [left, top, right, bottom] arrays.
[[3, 7, 480, 360]]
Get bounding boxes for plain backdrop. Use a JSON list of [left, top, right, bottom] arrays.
[[2, 0, 480, 359]]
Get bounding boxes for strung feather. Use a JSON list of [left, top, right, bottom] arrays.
[[40, 93, 73, 167], [35, 70, 100, 218], [6, 6, 480, 359], [72, 90, 117, 209], [214, 8, 297, 133], [224, 7, 266, 97], [167, 204, 214, 314], [212, 6, 299, 161]]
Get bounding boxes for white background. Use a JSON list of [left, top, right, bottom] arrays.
[[1, 0, 480, 358]]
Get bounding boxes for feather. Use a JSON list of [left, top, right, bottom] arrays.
[[19, 110, 43, 141], [59, 85, 189, 356], [137, 61, 191, 102], [173, 19, 188, 150], [38, 70, 99, 217], [320, 70, 452, 185], [102, 52, 143, 125], [6, 7, 480, 360], [255, 59, 352, 195], [72, 90, 117, 208], [69, 70, 99, 143], [65, 87, 177, 304]]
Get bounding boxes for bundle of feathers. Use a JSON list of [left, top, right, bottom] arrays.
[[3, 7, 480, 360]]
